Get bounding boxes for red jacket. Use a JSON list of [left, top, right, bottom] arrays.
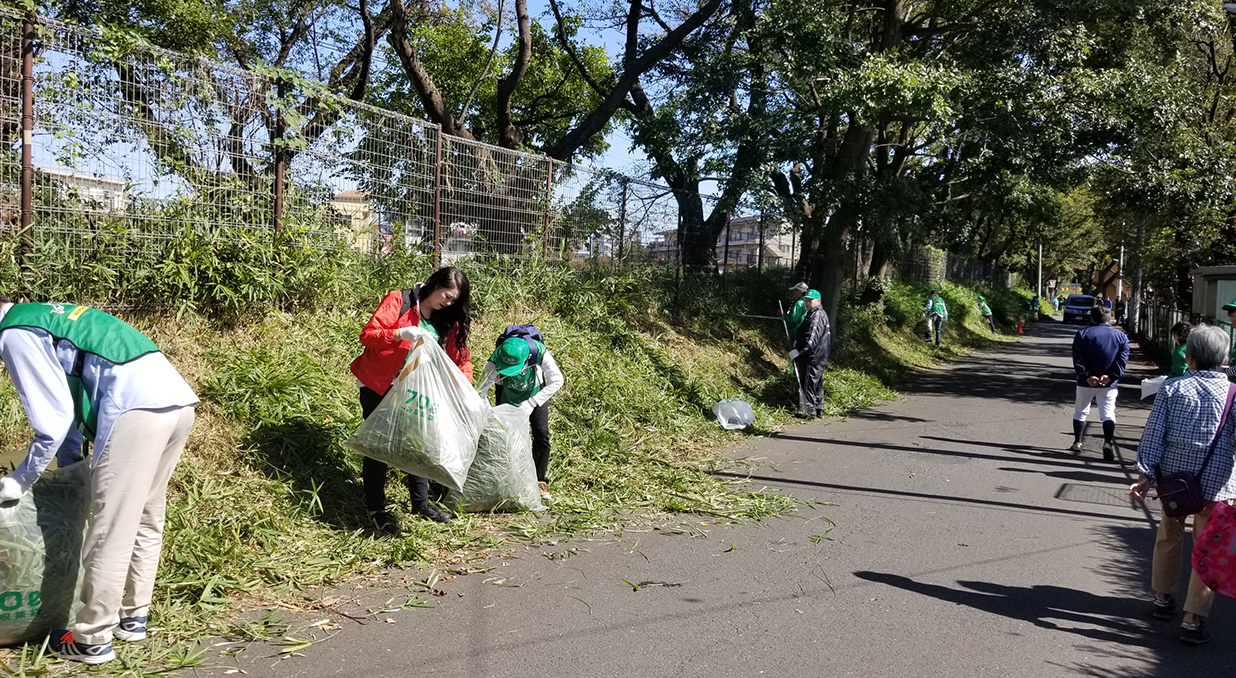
[[349, 287, 473, 396]]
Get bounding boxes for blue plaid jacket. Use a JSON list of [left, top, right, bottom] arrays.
[[1136, 371, 1236, 501]]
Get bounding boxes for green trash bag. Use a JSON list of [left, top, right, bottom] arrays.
[[447, 404, 544, 513], [344, 334, 489, 492], [0, 461, 90, 646]]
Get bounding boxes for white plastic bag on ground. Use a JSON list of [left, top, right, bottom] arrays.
[[713, 399, 755, 430], [447, 404, 544, 513], [1141, 376, 1166, 400], [344, 335, 489, 492], [0, 461, 90, 646]]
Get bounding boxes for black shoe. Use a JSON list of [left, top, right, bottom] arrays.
[[1179, 620, 1210, 645], [369, 510, 401, 535], [793, 413, 813, 420], [413, 503, 452, 524], [1151, 595, 1176, 620], [1102, 442, 1116, 462]]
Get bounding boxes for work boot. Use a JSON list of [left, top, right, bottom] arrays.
[[413, 503, 452, 524]]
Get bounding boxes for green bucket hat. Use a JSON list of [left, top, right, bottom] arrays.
[[494, 338, 531, 376], [1223, 297, 1236, 313], [804, 289, 821, 300]]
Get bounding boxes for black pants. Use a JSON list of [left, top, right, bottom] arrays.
[[497, 385, 551, 482], [985, 314, 996, 332], [359, 386, 430, 511], [796, 360, 826, 416]]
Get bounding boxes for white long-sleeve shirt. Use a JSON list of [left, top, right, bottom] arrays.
[[0, 308, 198, 491], [477, 348, 565, 408]]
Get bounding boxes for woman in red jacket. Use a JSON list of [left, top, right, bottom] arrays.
[[350, 267, 473, 533]]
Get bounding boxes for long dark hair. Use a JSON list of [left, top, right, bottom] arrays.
[[420, 266, 471, 349]]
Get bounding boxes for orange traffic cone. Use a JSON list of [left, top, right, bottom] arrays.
[[1016, 317, 1023, 334]]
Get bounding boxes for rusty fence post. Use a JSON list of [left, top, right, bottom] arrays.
[[542, 157, 553, 259], [20, 14, 35, 296], [616, 177, 628, 270], [433, 124, 443, 268]]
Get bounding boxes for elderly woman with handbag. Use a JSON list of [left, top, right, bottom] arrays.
[[1130, 325, 1236, 646]]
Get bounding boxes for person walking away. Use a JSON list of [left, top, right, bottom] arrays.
[[977, 295, 996, 333], [350, 267, 473, 532], [1169, 321, 1192, 378], [0, 301, 197, 664], [923, 290, 948, 346], [790, 290, 831, 418], [785, 283, 809, 347], [1129, 325, 1236, 645], [1070, 305, 1129, 460], [477, 326, 565, 501], [1031, 295, 1040, 321]]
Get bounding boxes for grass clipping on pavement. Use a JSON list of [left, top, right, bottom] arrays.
[[0, 265, 1028, 674]]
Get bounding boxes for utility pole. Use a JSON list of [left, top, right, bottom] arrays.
[[1128, 215, 1145, 333], [1036, 241, 1043, 300]]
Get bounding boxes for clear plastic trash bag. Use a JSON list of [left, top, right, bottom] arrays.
[[447, 404, 544, 513], [0, 460, 90, 646], [344, 335, 489, 492], [1141, 376, 1166, 400], [712, 399, 755, 430]]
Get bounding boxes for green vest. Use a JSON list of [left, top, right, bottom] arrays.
[[979, 301, 991, 315], [930, 297, 947, 316], [492, 339, 547, 405], [0, 304, 160, 440]]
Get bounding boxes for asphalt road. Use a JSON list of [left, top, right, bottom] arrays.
[[202, 321, 1234, 678]]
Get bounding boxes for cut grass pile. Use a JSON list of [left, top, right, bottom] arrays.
[[0, 262, 1037, 675]]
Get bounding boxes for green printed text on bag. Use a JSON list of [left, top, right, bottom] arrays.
[[405, 388, 437, 422]]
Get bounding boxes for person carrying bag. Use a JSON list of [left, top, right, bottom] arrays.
[[1131, 325, 1236, 646]]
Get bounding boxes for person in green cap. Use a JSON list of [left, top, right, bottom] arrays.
[[477, 326, 565, 501], [790, 289, 831, 418], [923, 290, 948, 346], [784, 282, 809, 347], [1223, 298, 1236, 383], [977, 295, 996, 333]]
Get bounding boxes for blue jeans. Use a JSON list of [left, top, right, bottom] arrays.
[[930, 315, 945, 345]]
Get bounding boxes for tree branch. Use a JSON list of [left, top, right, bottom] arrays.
[[461, 0, 504, 123], [496, 0, 533, 148]]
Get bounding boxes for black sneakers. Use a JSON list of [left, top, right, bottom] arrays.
[[1180, 619, 1210, 645], [369, 510, 401, 535], [414, 503, 452, 524], [1102, 441, 1116, 462], [1150, 595, 1176, 620]]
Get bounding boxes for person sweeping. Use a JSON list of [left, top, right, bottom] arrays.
[[790, 290, 831, 418], [477, 326, 565, 501], [0, 301, 198, 664]]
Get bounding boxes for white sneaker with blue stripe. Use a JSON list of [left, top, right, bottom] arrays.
[[51, 629, 116, 665], [114, 616, 148, 642]]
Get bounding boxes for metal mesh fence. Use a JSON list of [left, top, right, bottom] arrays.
[[1, 8, 801, 305]]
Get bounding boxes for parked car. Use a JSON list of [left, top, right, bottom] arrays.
[[1062, 294, 1096, 324]]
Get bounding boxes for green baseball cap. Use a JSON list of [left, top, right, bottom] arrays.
[[977, 295, 985, 300], [1223, 298, 1236, 313], [804, 289, 821, 300], [493, 338, 530, 376]]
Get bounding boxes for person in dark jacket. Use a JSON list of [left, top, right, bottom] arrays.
[[790, 289, 831, 418], [1070, 305, 1130, 460]]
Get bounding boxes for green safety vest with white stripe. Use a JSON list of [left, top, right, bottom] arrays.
[[0, 303, 160, 440]]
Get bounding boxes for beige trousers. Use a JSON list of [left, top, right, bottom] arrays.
[[1152, 502, 1216, 618], [74, 406, 194, 645]]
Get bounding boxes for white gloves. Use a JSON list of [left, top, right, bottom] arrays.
[[518, 400, 536, 415], [789, 349, 800, 360], [397, 325, 431, 341], [0, 476, 24, 502]]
